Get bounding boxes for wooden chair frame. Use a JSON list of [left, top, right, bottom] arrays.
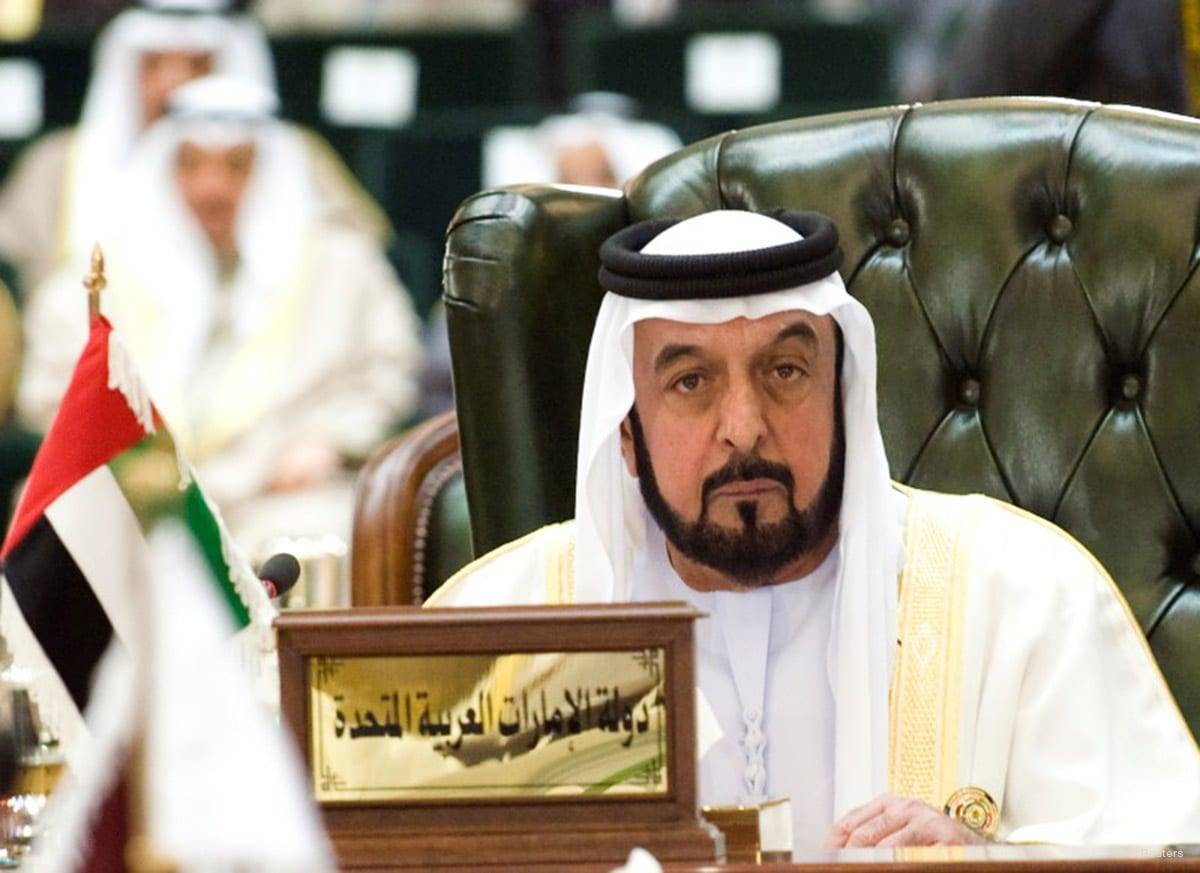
[[350, 410, 461, 605]]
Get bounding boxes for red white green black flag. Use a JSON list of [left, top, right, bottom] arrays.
[[0, 312, 275, 753]]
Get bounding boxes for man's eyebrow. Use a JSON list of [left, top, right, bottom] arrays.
[[653, 343, 704, 372], [773, 321, 819, 347]]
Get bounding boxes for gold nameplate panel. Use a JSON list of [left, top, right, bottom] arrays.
[[275, 603, 717, 870], [308, 649, 668, 802]]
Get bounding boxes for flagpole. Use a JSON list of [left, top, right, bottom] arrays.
[[80, 244, 177, 873], [83, 244, 104, 320]]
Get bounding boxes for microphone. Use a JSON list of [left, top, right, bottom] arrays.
[[258, 553, 301, 600]]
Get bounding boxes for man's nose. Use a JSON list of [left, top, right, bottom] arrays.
[[194, 171, 232, 200], [716, 380, 767, 453], [161, 60, 200, 92]]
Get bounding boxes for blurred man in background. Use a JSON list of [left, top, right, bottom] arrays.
[[0, 0, 390, 299], [939, 0, 1190, 113], [17, 75, 421, 557], [482, 92, 681, 190], [418, 93, 681, 419], [867, 0, 978, 100]]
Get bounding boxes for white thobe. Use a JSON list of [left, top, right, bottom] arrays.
[[631, 519, 837, 848], [428, 486, 1200, 845], [17, 224, 421, 555]]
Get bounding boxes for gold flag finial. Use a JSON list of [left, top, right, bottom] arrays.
[[84, 243, 106, 318]]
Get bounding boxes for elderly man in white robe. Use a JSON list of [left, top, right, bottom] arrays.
[[429, 209, 1200, 847], [17, 75, 420, 559], [0, 0, 388, 297]]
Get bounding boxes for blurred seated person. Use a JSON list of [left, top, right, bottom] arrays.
[[413, 95, 680, 414], [17, 75, 421, 556], [867, 0, 979, 100], [938, 0, 1189, 113], [406, 95, 681, 415], [0, 0, 390, 298], [482, 93, 682, 189]]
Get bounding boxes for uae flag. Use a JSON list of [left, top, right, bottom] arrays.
[[0, 313, 274, 753], [34, 466, 332, 873]]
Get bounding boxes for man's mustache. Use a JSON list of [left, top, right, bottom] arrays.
[[701, 455, 795, 507]]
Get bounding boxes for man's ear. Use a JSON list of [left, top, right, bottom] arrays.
[[619, 416, 637, 478]]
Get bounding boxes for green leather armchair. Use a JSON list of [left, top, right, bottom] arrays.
[[351, 411, 470, 605], [365, 97, 1200, 737]]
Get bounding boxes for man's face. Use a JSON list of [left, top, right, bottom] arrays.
[[620, 310, 844, 587], [138, 49, 213, 127], [174, 140, 255, 258], [555, 140, 618, 187]]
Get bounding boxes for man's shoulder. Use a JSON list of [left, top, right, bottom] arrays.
[[425, 520, 576, 608], [15, 127, 75, 170], [308, 221, 381, 262], [899, 484, 1101, 565], [897, 484, 1113, 602], [25, 126, 75, 156], [287, 122, 393, 243]]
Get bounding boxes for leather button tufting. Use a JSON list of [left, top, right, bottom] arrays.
[[1047, 214, 1073, 243], [886, 218, 910, 247], [960, 378, 981, 407], [1121, 374, 1141, 401]]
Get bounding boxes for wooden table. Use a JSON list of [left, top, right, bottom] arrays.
[[343, 844, 1200, 871], [667, 845, 1200, 872]]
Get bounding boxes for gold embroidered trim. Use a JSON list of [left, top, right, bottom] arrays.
[[193, 248, 313, 458], [943, 499, 977, 803], [561, 526, 576, 604], [544, 523, 565, 605], [888, 491, 977, 806], [541, 521, 579, 605], [1183, 0, 1200, 116]]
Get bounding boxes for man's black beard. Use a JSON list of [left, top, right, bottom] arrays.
[[629, 389, 845, 588]]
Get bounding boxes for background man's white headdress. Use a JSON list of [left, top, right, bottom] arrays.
[[68, 0, 275, 256], [576, 209, 902, 816], [100, 75, 317, 454], [483, 92, 682, 189]]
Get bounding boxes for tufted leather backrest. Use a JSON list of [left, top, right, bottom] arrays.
[[351, 411, 471, 605], [443, 98, 1200, 738]]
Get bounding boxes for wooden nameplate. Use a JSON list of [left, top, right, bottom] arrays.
[[276, 602, 721, 870]]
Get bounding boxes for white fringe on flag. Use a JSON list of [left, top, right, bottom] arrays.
[[109, 328, 278, 710], [182, 468, 275, 628], [107, 330, 271, 636], [106, 329, 156, 436], [183, 465, 280, 710], [173, 443, 193, 492], [215, 510, 281, 712]]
